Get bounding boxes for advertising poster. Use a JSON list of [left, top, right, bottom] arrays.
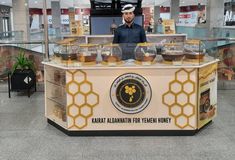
[[198, 63, 218, 129], [162, 19, 176, 34], [224, 2, 235, 26], [179, 11, 198, 26], [68, 8, 77, 35], [197, 8, 206, 24]]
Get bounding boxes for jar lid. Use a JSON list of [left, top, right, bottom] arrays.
[[164, 43, 182, 46], [79, 43, 98, 47], [185, 40, 201, 45], [137, 42, 154, 47], [56, 38, 77, 45], [103, 43, 120, 47]]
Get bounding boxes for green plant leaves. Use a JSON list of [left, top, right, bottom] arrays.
[[12, 49, 35, 74]]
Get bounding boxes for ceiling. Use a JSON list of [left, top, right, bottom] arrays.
[[1, 0, 208, 8]]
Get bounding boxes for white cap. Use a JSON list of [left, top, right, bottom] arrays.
[[121, 4, 135, 13]]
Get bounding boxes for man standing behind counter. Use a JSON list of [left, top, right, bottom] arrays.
[[113, 4, 147, 60]]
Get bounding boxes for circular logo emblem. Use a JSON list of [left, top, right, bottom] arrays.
[[110, 73, 152, 114]]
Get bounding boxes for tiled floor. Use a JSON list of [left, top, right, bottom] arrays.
[[0, 90, 235, 160]]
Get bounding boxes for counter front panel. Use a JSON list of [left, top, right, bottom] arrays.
[[44, 61, 218, 135]]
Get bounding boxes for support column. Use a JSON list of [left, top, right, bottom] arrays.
[[12, 0, 30, 41], [39, 15, 43, 29], [154, 6, 160, 33], [207, 0, 224, 29], [170, 0, 180, 23], [43, 0, 49, 61], [51, 0, 61, 38], [154, 6, 160, 22], [0, 17, 3, 33]]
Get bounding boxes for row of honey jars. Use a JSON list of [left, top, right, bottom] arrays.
[[53, 43, 158, 65]]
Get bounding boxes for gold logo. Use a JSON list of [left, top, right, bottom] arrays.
[[110, 73, 152, 114], [125, 85, 136, 102]]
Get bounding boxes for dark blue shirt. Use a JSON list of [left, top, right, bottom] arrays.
[[113, 23, 147, 60]]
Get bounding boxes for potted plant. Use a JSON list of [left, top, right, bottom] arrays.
[[8, 49, 36, 98]]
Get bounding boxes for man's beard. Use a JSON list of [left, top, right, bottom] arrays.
[[124, 18, 134, 24]]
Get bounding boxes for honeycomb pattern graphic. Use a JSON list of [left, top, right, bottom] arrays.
[[162, 69, 196, 129], [66, 70, 99, 129]]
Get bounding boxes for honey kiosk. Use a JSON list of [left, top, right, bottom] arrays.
[[43, 36, 218, 136]]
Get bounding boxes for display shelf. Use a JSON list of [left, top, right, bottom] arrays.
[[45, 66, 66, 86], [45, 98, 67, 129], [47, 97, 66, 108], [46, 81, 66, 103], [46, 80, 65, 88]]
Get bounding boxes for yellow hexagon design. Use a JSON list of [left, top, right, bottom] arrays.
[[80, 105, 93, 118], [169, 105, 182, 117], [183, 104, 195, 117], [74, 93, 86, 107], [68, 105, 79, 117], [66, 70, 74, 82], [67, 94, 74, 106], [66, 70, 99, 130], [74, 70, 86, 83], [74, 115, 87, 129], [170, 81, 183, 94], [80, 81, 92, 95], [163, 91, 176, 107], [175, 69, 189, 83], [183, 81, 195, 95], [162, 69, 196, 129], [176, 92, 189, 106], [66, 81, 79, 96], [86, 92, 99, 107], [175, 115, 188, 129]]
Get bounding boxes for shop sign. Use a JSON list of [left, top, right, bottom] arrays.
[[47, 15, 81, 25], [0, 6, 10, 17], [110, 73, 152, 114], [224, 10, 235, 24], [179, 12, 198, 26]]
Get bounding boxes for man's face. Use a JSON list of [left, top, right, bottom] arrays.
[[123, 12, 135, 24]]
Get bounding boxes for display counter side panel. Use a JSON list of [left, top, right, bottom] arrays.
[[45, 66, 67, 129], [198, 63, 218, 129]]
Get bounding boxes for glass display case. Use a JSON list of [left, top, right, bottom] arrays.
[[161, 42, 185, 65], [101, 43, 122, 66], [200, 38, 235, 89], [51, 43, 78, 65], [48, 40, 217, 67], [77, 44, 98, 64], [134, 42, 157, 65], [184, 40, 206, 61], [45, 66, 67, 128], [59, 44, 78, 65]]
